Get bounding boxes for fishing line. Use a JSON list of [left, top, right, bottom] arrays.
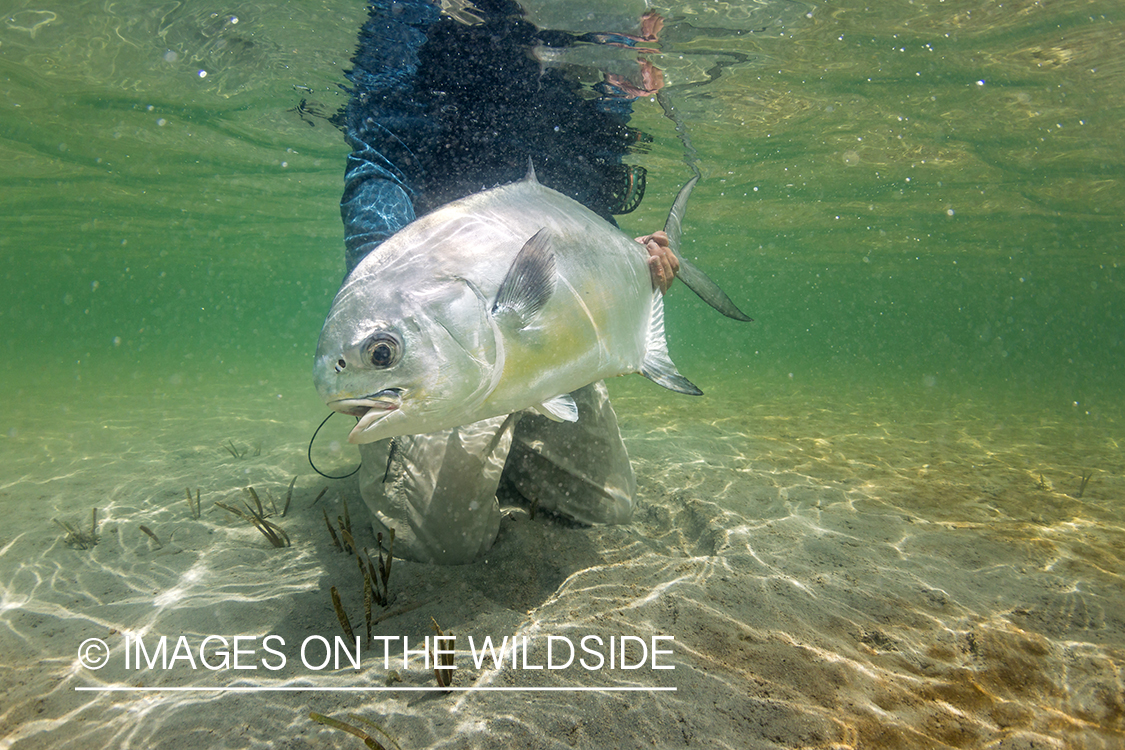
[[656, 90, 703, 181], [307, 411, 361, 479]]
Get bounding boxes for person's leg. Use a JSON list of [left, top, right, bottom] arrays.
[[357, 412, 520, 564], [502, 382, 635, 525]]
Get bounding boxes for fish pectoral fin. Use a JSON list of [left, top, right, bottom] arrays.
[[642, 289, 703, 396], [492, 228, 556, 330], [534, 393, 579, 422]]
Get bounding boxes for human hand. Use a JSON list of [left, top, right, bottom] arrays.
[[636, 230, 679, 294]]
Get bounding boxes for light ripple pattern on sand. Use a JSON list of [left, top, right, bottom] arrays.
[[0, 374, 1123, 748]]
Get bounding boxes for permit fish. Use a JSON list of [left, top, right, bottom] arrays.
[[314, 164, 750, 444]]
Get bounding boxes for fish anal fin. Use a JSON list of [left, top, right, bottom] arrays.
[[534, 393, 579, 422], [642, 362, 702, 396], [641, 289, 703, 396], [492, 228, 556, 329]]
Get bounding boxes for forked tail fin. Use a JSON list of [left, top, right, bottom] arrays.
[[663, 177, 753, 322]]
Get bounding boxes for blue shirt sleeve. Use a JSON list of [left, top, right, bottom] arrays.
[[339, 0, 441, 273], [341, 146, 416, 273]]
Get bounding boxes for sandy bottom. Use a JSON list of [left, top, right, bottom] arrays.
[[1, 370, 1122, 749]]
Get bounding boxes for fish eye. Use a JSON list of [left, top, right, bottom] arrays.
[[363, 332, 401, 369]]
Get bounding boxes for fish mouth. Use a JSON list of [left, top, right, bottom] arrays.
[[329, 389, 404, 429]]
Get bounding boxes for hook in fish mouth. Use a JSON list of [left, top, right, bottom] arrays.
[[330, 388, 403, 420]]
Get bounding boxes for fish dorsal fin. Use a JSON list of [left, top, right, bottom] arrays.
[[525, 157, 539, 183], [641, 288, 703, 396], [492, 228, 556, 329], [534, 393, 579, 422]]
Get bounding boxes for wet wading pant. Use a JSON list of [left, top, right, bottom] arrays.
[[357, 382, 635, 564]]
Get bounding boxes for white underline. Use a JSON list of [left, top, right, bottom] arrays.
[[76, 686, 675, 692]]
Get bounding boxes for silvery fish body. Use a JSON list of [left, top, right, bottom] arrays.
[[314, 170, 749, 444]]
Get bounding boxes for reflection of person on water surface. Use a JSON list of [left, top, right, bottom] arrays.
[[337, 0, 677, 563]]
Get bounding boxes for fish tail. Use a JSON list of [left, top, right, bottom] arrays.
[[663, 178, 753, 322]]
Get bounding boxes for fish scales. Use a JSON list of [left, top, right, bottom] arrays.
[[314, 168, 749, 444]]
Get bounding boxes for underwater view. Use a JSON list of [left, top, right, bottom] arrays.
[[1, 0, 1122, 748]]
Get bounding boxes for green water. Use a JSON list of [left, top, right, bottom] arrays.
[[2, 1, 1123, 748], [3, 0, 1121, 408]]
